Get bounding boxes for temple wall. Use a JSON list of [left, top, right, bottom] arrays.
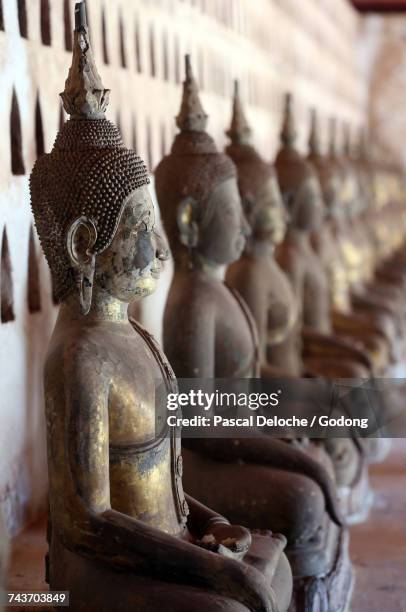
[[0, 0, 369, 535], [358, 13, 406, 168]]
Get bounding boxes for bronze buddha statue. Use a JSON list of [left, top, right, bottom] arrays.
[[156, 61, 352, 611], [224, 82, 301, 380], [30, 6, 293, 611], [351, 131, 406, 318], [307, 111, 392, 375], [224, 82, 336, 477], [326, 121, 403, 367], [274, 95, 372, 523], [308, 115, 396, 463]]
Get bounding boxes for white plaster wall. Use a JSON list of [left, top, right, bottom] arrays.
[[357, 13, 406, 167], [0, 0, 368, 535]]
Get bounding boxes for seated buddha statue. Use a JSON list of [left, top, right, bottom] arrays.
[[351, 132, 406, 321], [274, 97, 372, 379], [274, 95, 372, 522], [29, 6, 293, 611], [224, 82, 335, 475], [308, 116, 394, 463], [155, 58, 353, 612], [307, 111, 391, 375], [327, 123, 403, 353]]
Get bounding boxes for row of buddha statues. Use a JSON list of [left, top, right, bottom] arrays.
[[26, 3, 406, 611]]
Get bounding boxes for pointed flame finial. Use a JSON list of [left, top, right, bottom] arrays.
[[280, 93, 297, 147], [329, 117, 338, 157], [175, 55, 208, 132], [226, 80, 252, 145], [60, 1, 110, 119], [308, 108, 321, 155]]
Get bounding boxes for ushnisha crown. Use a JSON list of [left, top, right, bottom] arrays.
[[155, 55, 236, 253], [275, 93, 318, 209], [225, 80, 275, 221], [30, 1, 149, 302]]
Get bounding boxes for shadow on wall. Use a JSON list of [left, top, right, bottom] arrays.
[[22, 230, 50, 529]]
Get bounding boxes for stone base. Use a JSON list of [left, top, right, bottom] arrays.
[[288, 528, 353, 612]]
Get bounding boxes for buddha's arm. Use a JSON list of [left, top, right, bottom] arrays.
[[63, 374, 276, 612], [332, 310, 389, 343], [301, 326, 372, 370], [260, 363, 296, 379], [226, 269, 269, 366], [187, 437, 342, 526], [351, 289, 397, 318]]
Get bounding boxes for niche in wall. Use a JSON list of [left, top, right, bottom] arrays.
[[149, 26, 156, 77], [17, 0, 28, 39], [135, 19, 142, 73], [119, 15, 127, 68], [101, 7, 109, 64], [35, 94, 45, 158], [10, 89, 25, 176], [1, 228, 15, 323], [163, 31, 169, 81], [27, 225, 41, 314], [174, 36, 180, 84], [64, 0, 72, 51], [40, 0, 51, 46]]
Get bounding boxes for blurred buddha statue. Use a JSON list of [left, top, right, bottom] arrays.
[[309, 115, 395, 462], [224, 82, 334, 473], [224, 81, 301, 380], [274, 94, 372, 523], [308, 111, 391, 375], [325, 121, 401, 366], [156, 60, 352, 612], [29, 6, 293, 611], [351, 131, 406, 319]]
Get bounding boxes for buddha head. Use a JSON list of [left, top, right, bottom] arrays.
[[155, 57, 249, 268], [225, 81, 287, 247], [274, 94, 324, 233], [30, 2, 167, 315], [329, 118, 361, 219], [307, 109, 341, 220]]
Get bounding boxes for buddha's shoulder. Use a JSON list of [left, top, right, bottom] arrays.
[[168, 271, 223, 306], [45, 323, 124, 378]]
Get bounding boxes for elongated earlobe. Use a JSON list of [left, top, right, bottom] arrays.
[[67, 216, 97, 315], [177, 196, 199, 249]]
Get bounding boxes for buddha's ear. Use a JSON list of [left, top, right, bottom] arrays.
[[176, 197, 199, 248], [66, 217, 98, 315]]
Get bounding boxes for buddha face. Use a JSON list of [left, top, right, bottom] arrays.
[[254, 175, 287, 245], [198, 177, 250, 265], [321, 171, 342, 220], [291, 174, 324, 232], [95, 186, 168, 301]]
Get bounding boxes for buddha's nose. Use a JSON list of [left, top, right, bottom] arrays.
[[154, 229, 170, 261]]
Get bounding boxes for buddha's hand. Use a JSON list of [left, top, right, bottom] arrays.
[[196, 517, 252, 561]]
